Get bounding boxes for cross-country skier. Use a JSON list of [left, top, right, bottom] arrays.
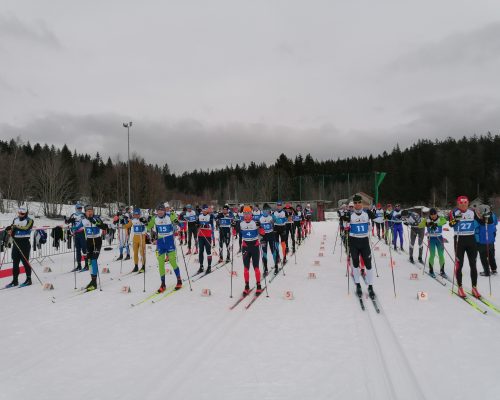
[[65, 203, 87, 272], [449, 195, 481, 298], [241, 206, 263, 296], [146, 203, 182, 292], [259, 203, 277, 276], [293, 204, 304, 246], [390, 204, 404, 251], [123, 208, 148, 273], [425, 208, 448, 278], [304, 203, 313, 236], [4, 206, 34, 288], [71, 205, 108, 291], [196, 204, 215, 274], [342, 194, 376, 299], [184, 204, 198, 255], [475, 204, 498, 276], [217, 205, 233, 263], [272, 201, 288, 273], [373, 203, 385, 240], [384, 204, 393, 245], [284, 202, 296, 253], [178, 207, 187, 245], [116, 211, 131, 261], [252, 203, 262, 222], [405, 209, 426, 263]]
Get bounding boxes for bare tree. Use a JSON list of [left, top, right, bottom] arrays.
[[33, 154, 73, 217]]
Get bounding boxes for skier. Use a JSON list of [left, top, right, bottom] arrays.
[[65, 203, 88, 272], [116, 210, 131, 261], [284, 202, 296, 253], [178, 207, 187, 245], [373, 203, 385, 240], [241, 206, 263, 296], [293, 204, 304, 246], [337, 203, 349, 250], [426, 208, 448, 278], [304, 203, 313, 236], [216, 205, 233, 263], [4, 206, 34, 287], [252, 203, 262, 222], [146, 203, 182, 292], [390, 204, 404, 251], [449, 196, 480, 298], [196, 204, 215, 274], [342, 194, 376, 299], [405, 209, 426, 263], [272, 201, 288, 273], [475, 205, 498, 276], [184, 204, 198, 255], [259, 203, 277, 276], [123, 208, 148, 273], [384, 204, 393, 245], [71, 205, 108, 291]]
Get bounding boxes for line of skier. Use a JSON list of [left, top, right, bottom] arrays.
[[337, 194, 498, 300]]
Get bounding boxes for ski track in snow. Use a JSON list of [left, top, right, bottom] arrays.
[[1, 221, 500, 400]]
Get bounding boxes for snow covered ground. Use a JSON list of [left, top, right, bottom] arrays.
[[1, 221, 499, 400]]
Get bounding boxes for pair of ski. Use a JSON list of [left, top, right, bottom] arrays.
[[441, 275, 500, 314], [190, 260, 229, 283], [356, 278, 380, 313], [409, 258, 447, 286], [130, 283, 181, 307], [51, 285, 100, 303], [229, 260, 286, 310]]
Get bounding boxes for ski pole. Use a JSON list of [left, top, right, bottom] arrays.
[[346, 233, 350, 295], [141, 232, 146, 293], [485, 216, 492, 296], [387, 226, 396, 297], [12, 238, 43, 286], [422, 235, 430, 275], [332, 223, 340, 255], [259, 242, 269, 298], [230, 232, 234, 298], [369, 234, 379, 277], [73, 234, 77, 289], [179, 240, 192, 291]]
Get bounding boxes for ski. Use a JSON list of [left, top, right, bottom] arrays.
[[268, 260, 287, 283], [357, 296, 365, 311], [451, 290, 487, 314], [464, 291, 500, 314], [191, 261, 226, 283], [245, 288, 266, 310], [424, 272, 447, 286], [151, 286, 180, 303], [130, 290, 168, 307], [368, 295, 381, 313], [51, 287, 95, 303], [229, 288, 255, 310]]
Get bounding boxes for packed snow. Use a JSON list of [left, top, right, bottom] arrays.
[[1, 220, 499, 400]]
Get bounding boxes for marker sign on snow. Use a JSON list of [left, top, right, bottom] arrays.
[[121, 286, 131, 293], [320, 246, 325, 251], [283, 291, 294, 300], [318, 252, 324, 257], [43, 283, 54, 290], [230, 271, 238, 277], [374, 246, 379, 251], [417, 291, 428, 301], [201, 288, 212, 297], [380, 253, 387, 257], [308, 272, 317, 279], [313, 260, 320, 266], [102, 267, 110, 273], [410, 273, 419, 280], [43, 267, 52, 273]]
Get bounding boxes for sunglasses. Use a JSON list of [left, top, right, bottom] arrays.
[[353, 201, 362, 204]]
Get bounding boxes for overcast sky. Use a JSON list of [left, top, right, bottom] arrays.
[[1, 0, 500, 173]]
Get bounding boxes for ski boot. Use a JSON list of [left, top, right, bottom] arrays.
[[471, 286, 481, 299], [139, 265, 145, 273], [5, 280, 19, 288], [263, 266, 268, 277], [439, 268, 447, 279], [116, 254, 123, 261], [186, 248, 192, 255], [124, 254, 131, 261], [193, 248, 198, 255], [19, 277, 32, 287], [256, 283, 263, 296], [174, 279, 182, 290], [226, 254, 231, 263], [409, 256, 414, 264], [132, 265, 139, 273], [355, 283, 362, 298], [480, 271, 490, 277], [457, 286, 466, 298], [218, 256, 224, 263], [157, 282, 167, 293], [292, 247, 296, 254], [206, 265, 212, 274], [283, 256, 287, 265], [71, 265, 82, 272], [237, 248, 242, 254], [274, 265, 279, 275], [243, 283, 250, 296], [428, 268, 436, 278], [85, 275, 97, 292], [197, 266, 204, 274], [492, 270, 498, 275], [368, 285, 375, 300], [418, 257, 423, 264], [81, 265, 89, 272]]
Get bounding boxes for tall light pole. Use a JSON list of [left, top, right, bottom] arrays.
[[122, 121, 132, 206]]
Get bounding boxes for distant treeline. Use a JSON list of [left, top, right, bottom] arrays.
[[0, 134, 498, 214]]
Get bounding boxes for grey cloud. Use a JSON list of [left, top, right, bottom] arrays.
[[0, 14, 61, 48], [389, 22, 500, 72]]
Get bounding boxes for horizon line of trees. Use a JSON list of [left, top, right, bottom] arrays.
[[0, 133, 499, 216]]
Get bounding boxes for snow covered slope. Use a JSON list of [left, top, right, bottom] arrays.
[[1, 221, 499, 400]]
